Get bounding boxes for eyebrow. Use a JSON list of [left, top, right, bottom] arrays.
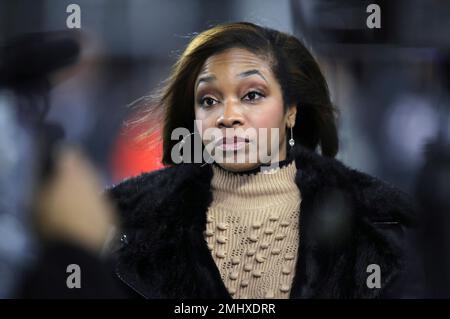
[[196, 75, 217, 88], [237, 69, 267, 83], [196, 69, 268, 90]]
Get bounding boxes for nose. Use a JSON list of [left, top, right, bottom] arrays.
[[216, 100, 245, 128]]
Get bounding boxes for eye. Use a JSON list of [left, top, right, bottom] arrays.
[[242, 90, 265, 102], [199, 96, 219, 108]]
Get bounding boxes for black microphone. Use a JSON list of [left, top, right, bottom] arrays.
[[0, 31, 81, 179], [0, 31, 81, 88]]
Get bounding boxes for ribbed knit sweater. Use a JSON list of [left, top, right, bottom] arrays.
[[203, 159, 301, 299]]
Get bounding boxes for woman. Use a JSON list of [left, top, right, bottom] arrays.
[[107, 22, 422, 299]]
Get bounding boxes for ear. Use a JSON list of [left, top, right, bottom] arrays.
[[285, 104, 297, 127]]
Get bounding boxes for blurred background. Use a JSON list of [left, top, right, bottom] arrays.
[[0, 0, 449, 298]]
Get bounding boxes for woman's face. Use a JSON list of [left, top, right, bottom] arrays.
[[194, 47, 296, 172]]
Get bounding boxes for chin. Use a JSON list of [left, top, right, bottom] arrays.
[[212, 146, 267, 172], [217, 162, 260, 172]]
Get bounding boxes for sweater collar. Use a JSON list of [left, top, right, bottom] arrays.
[[210, 159, 299, 210]]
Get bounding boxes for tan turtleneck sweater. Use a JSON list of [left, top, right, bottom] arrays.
[[203, 160, 301, 299]]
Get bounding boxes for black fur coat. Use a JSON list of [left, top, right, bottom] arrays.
[[107, 145, 423, 299]]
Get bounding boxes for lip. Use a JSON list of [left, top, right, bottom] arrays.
[[216, 136, 250, 151]]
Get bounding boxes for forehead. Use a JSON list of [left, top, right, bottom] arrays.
[[197, 47, 272, 78]]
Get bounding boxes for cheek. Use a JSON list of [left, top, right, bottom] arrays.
[[249, 98, 286, 147], [251, 97, 285, 130], [195, 109, 216, 141], [194, 108, 207, 130]]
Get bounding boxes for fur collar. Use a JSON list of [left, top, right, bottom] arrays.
[[107, 145, 415, 298]]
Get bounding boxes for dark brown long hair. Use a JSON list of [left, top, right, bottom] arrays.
[[134, 22, 338, 165]]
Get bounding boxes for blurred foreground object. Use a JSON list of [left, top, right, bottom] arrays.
[[16, 146, 123, 299], [0, 92, 37, 298], [34, 147, 118, 254], [0, 30, 103, 297]]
